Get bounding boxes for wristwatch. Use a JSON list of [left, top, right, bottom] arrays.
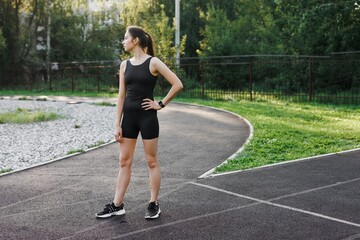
[[158, 101, 166, 108]]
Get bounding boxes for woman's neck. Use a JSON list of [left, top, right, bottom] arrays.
[[132, 48, 148, 61]]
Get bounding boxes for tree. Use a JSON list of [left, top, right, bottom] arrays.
[[199, 0, 282, 56], [272, 0, 360, 55], [0, 28, 6, 57], [120, 0, 186, 67], [0, 0, 125, 87], [198, 6, 236, 56], [298, 2, 360, 55], [50, 0, 123, 62], [0, 0, 40, 86]]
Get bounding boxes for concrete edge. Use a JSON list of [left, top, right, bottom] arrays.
[[0, 139, 117, 177], [1, 96, 119, 177]]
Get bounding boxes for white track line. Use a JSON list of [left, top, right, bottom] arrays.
[[58, 181, 193, 240], [207, 148, 360, 178], [341, 233, 360, 240], [269, 177, 360, 202], [190, 182, 360, 228], [0, 180, 89, 211], [100, 202, 262, 240], [81, 178, 360, 239]]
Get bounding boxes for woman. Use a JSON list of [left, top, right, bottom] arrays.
[[96, 26, 183, 219]]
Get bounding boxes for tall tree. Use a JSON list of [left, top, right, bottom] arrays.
[[157, 0, 219, 57], [120, 0, 186, 67], [0, 28, 5, 54], [273, 0, 360, 55], [199, 0, 282, 56], [198, 5, 236, 56], [0, 0, 125, 87], [0, 0, 40, 86], [299, 1, 360, 54]]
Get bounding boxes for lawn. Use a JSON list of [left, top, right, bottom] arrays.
[[177, 98, 360, 173]]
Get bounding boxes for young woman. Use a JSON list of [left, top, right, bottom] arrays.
[[96, 26, 183, 219]]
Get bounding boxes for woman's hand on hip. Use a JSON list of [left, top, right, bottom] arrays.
[[142, 98, 162, 110]]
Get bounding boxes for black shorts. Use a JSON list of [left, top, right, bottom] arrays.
[[121, 99, 159, 139]]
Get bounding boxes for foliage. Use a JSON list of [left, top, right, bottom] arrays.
[[198, 0, 283, 56], [50, 0, 123, 62], [0, 0, 123, 88], [119, 1, 186, 67], [273, 0, 360, 55], [198, 6, 235, 56], [197, 0, 360, 56], [0, 0, 359, 96]]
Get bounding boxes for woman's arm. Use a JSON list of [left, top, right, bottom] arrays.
[[151, 57, 183, 105], [115, 60, 127, 142]]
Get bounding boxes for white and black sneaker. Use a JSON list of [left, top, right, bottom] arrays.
[[145, 202, 161, 219], [96, 202, 125, 218]]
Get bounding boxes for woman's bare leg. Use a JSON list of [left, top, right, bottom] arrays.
[[143, 138, 160, 202], [113, 138, 137, 206]]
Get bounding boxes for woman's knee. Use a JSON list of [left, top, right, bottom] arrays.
[[146, 155, 159, 169], [119, 155, 133, 168]]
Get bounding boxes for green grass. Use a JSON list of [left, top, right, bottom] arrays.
[[0, 108, 61, 124], [178, 98, 360, 173], [87, 140, 106, 148], [0, 168, 12, 174], [66, 149, 85, 155], [92, 102, 116, 107], [18, 96, 32, 100]]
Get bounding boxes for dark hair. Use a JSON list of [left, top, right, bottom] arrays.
[[126, 26, 155, 57]]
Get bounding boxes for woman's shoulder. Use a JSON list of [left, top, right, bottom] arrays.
[[150, 56, 160, 61], [149, 57, 165, 67], [120, 59, 129, 73]]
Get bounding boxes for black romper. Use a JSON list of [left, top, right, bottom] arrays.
[[121, 57, 159, 139]]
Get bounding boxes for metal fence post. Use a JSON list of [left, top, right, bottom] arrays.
[[200, 60, 205, 99], [72, 71, 75, 93], [49, 72, 52, 91], [308, 58, 313, 102], [97, 68, 100, 93], [249, 57, 253, 101]]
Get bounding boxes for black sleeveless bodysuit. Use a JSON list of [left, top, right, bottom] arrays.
[[121, 57, 159, 139]]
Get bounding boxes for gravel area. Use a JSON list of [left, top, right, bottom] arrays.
[[0, 99, 117, 171]]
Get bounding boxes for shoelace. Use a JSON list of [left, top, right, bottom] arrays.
[[147, 202, 158, 211], [104, 204, 115, 212]]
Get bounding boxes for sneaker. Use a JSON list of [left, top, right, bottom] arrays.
[[95, 202, 125, 218], [145, 202, 161, 219]]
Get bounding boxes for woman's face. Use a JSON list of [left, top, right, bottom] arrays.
[[122, 31, 136, 52]]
